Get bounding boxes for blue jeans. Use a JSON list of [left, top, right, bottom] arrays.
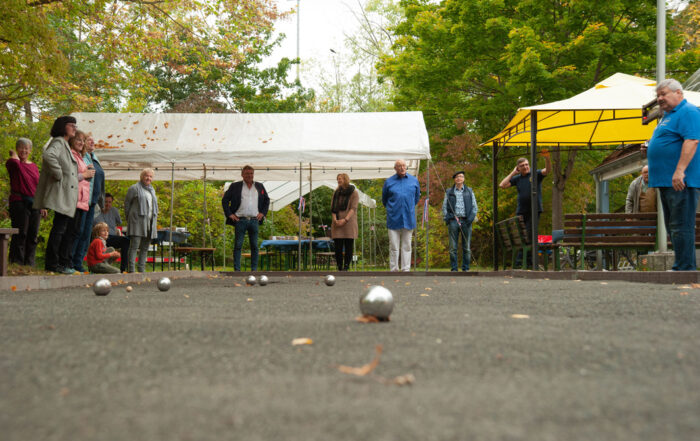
[[658, 187, 699, 271], [448, 218, 472, 271], [234, 218, 259, 271], [71, 203, 96, 271]]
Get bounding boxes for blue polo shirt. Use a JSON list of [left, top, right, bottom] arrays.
[[647, 99, 700, 188], [382, 173, 421, 230]]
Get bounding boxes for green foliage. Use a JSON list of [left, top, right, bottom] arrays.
[[380, 0, 692, 144]]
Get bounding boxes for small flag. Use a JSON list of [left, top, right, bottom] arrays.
[[298, 196, 306, 212], [421, 198, 429, 228]]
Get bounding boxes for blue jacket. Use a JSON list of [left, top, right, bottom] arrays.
[[222, 181, 270, 226], [442, 185, 477, 224], [382, 173, 421, 230]]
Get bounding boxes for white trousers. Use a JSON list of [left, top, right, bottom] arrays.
[[388, 228, 413, 272]]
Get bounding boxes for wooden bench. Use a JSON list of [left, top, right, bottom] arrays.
[[563, 212, 658, 270], [1, 228, 19, 276], [495, 216, 560, 270], [174, 247, 216, 271]]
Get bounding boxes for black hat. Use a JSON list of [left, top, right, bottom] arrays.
[[452, 171, 465, 179]]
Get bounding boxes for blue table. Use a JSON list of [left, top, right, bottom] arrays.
[[260, 239, 333, 270]]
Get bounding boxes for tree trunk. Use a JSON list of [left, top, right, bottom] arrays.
[[23, 100, 33, 124], [550, 147, 578, 230]]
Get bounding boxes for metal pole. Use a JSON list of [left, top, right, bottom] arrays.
[[202, 165, 207, 246], [298, 163, 302, 271], [656, 0, 668, 252], [425, 161, 430, 272], [492, 141, 499, 270], [530, 111, 539, 269], [361, 204, 364, 271], [296, 0, 300, 81], [656, 0, 665, 82], [169, 162, 175, 271], [308, 164, 312, 270]]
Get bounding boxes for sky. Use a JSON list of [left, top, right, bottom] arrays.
[[267, 0, 362, 87]]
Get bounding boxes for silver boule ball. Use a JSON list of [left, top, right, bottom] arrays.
[[246, 275, 257, 286], [324, 275, 336, 286], [157, 277, 171, 292], [93, 278, 112, 296], [360, 285, 394, 319], [258, 275, 269, 286]]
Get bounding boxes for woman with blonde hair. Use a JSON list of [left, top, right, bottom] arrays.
[[330, 173, 359, 271], [124, 168, 158, 272]]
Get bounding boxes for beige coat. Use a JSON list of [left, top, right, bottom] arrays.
[[330, 189, 359, 239], [33, 137, 79, 217]]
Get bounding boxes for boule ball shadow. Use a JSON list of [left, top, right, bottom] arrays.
[[93, 278, 112, 296], [258, 275, 269, 286], [359, 285, 394, 320], [324, 275, 336, 286], [157, 277, 171, 292], [246, 275, 257, 286]]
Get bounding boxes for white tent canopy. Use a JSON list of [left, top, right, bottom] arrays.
[[73, 112, 431, 181], [224, 181, 377, 211]]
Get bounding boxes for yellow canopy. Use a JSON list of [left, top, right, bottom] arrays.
[[484, 73, 700, 146]]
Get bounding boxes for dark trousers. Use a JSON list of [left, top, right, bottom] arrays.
[[71, 203, 96, 271], [106, 234, 130, 272], [45, 209, 83, 272], [334, 238, 354, 271], [658, 187, 699, 271], [234, 218, 259, 271], [9, 200, 41, 266], [447, 218, 472, 271]]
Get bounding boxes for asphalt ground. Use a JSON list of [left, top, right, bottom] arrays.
[[1, 274, 699, 441]]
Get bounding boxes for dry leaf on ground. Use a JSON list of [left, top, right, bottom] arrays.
[[292, 338, 313, 346], [355, 315, 381, 323], [336, 345, 382, 376]]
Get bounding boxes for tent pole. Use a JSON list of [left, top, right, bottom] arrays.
[[530, 112, 539, 269], [361, 204, 364, 271], [201, 168, 205, 246], [298, 163, 302, 271], [222, 213, 226, 270], [426, 160, 430, 272], [308, 164, 312, 270], [169, 162, 175, 271], [492, 141, 499, 270]]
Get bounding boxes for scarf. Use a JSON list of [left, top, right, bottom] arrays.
[[136, 181, 158, 218], [331, 185, 355, 214]]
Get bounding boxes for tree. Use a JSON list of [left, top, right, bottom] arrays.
[[379, 0, 695, 229], [150, 30, 314, 113], [1, 0, 283, 119], [310, 0, 398, 112]]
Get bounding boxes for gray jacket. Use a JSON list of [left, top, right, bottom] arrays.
[[124, 183, 158, 239], [33, 137, 79, 217]]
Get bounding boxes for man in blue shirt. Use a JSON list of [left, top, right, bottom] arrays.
[[382, 159, 421, 271], [442, 171, 478, 271], [646, 79, 700, 271]]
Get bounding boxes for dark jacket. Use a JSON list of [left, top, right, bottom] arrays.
[[443, 185, 476, 224], [222, 181, 270, 226]]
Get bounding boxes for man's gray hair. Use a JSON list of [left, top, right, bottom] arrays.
[[16, 137, 32, 149], [656, 79, 683, 93]]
